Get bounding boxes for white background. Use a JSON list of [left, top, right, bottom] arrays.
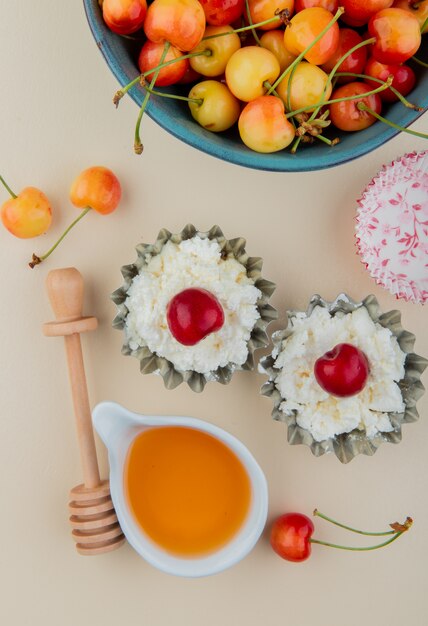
[[0, 2, 427, 625]]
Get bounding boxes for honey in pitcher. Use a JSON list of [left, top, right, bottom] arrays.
[[124, 426, 252, 557]]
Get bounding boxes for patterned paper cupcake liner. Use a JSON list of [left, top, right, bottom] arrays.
[[355, 151, 428, 304], [259, 293, 427, 464], [112, 224, 277, 392]]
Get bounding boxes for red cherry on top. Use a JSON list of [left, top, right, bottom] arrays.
[[166, 287, 225, 346], [314, 343, 370, 397]]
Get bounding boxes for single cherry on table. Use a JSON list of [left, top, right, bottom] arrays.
[[167, 287, 225, 346], [0, 175, 52, 239], [314, 342, 370, 397], [270, 510, 413, 563]]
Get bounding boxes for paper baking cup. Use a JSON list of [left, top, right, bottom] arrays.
[[356, 151, 428, 304], [260, 293, 427, 464], [112, 224, 277, 392]]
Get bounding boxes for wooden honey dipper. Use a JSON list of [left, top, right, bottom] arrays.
[[43, 267, 125, 555]]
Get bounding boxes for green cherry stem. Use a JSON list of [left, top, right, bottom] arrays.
[[0, 175, 17, 199], [244, 0, 262, 46], [310, 532, 405, 552], [142, 84, 203, 105], [29, 207, 91, 269], [113, 48, 211, 107], [334, 72, 423, 109], [357, 102, 428, 139], [313, 509, 396, 536], [134, 41, 170, 154], [201, 12, 288, 41], [285, 77, 392, 119], [267, 6, 345, 95], [411, 55, 428, 68], [419, 15, 428, 33]]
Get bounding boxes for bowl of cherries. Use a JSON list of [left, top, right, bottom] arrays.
[[84, 0, 428, 171]]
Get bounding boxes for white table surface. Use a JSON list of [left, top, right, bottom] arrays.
[[1, 3, 427, 625]]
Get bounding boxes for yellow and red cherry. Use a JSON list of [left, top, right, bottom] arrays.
[[259, 30, 296, 73], [270, 513, 314, 562], [69, 166, 121, 215], [247, 0, 295, 30], [329, 81, 382, 131], [144, 0, 206, 52], [166, 288, 225, 346], [340, 0, 394, 26], [283, 7, 340, 65], [199, 0, 245, 26], [276, 61, 332, 112], [368, 8, 421, 65], [102, 0, 147, 35], [30, 166, 121, 268], [0, 176, 52, 239], [225, 46, 280, 101], [295, 0, 338, 11], [190, 25, 241, 77], [321, 28, 368, 83], [364, 57, 416, 102], [314, 343, 370, 397], [393, 0, 428, 33], [188, 80, 241, 131], [238, 96, 295, 152], [138, 41, 189, 86]]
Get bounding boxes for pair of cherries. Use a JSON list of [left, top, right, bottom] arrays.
[[168, 287, 369, 397]]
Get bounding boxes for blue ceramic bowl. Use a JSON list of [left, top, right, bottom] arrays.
[[84, 0, 427, 172]]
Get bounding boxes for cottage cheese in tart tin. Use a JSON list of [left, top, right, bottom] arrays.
[[112, 224, 277, 392], [356, 151, 428, 304], [259, 294, 427, 463]]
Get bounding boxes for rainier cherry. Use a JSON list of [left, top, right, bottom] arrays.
[[167, 288, 225, 346], [314, 343, 370, 397], [102, 0, 147, 35], [368, 8, 421, 65], [329, 81, 382, 131], [199, 0, 245, 26], [1, 175, 52, 239], [270, 510, 413, 563], [238, 96, 295, 152], [188, 80, 240, 131], [144, 0, 206, 52], [29, 166, 121, 268], [283, 7, 340, 65]]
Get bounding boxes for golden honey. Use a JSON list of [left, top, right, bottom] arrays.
[[124, 426, 251, 556]]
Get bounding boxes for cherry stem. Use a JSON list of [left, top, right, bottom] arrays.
[[301, 37, 376, 126], [244, 0, 262, 46], [0, 175, 17, 199], [357, 102, 428, 139], [313, 509, 396, 536], [419, 15, 428, 32], [334, 72, 422, 109], [201, 14, 284, 41], [142, 85, 203, 106], [285, 78, 392, 119], [113, 49, 211, 106], [267, 6, 345, 94], [29, 207, 91, 268], [134, 41, 170, 154], [309, 531, 405, 552], [412, 55, 428, 68]]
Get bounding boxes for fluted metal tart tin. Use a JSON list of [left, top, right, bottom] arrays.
[[112, 224, 277, 392], [259, 293, 427, 463]]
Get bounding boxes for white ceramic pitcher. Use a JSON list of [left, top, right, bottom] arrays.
[[92, 401, 268, 577]]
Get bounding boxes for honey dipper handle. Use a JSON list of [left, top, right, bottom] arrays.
[[63, 333, 101, 488], [45, 267, 101, 489]]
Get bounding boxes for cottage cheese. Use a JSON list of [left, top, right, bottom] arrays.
[[124, 237, 261, 374], [274, 306, 406, 442]]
